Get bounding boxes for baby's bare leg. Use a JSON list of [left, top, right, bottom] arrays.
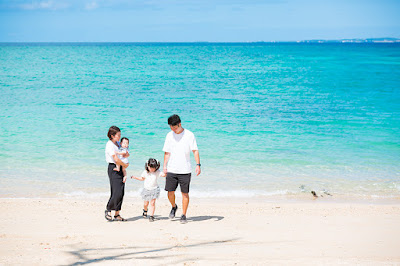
[[122, 167, 127, 177], [114, 164, 120, 171]]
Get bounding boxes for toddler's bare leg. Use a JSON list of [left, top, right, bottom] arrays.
[[144, 201, 149, 212], [113, 164, 120, 172], [150, 199, 156, 216]]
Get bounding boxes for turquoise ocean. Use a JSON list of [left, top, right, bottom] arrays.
[[0, 43, 399, 199]]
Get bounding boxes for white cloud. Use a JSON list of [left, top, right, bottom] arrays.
[[18, 1, 70, 10], [85, 1, 98, 10], [0, 0, 283, 11]]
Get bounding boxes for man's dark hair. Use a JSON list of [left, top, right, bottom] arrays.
[[145, 158, 160, 172], [168, 114, 181, 126], [107, 126, 120, 140]]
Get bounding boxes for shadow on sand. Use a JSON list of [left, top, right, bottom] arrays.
[[124, 215, 224, 222], [167, 215, 224, 222], [125, 216, 143, 222], [64, 238, 239, 265]]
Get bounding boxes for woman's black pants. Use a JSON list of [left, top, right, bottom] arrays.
[[106, 163, 125, 211]]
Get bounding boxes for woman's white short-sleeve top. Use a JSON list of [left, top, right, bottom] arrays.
[[105, 140, 118, 163]]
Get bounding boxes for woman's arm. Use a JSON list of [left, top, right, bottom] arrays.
[[112, 154, 128, 168]]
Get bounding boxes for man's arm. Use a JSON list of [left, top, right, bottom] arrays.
[[193, 150, 201, 176], [163, 152, 170, 175]]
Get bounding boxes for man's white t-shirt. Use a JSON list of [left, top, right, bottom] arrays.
[[105, 140, 118, 164], [141, 170, 162, 190], [163, 129, 198, 174]]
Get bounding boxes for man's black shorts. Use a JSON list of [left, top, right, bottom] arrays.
[[165, 173, 191, 193]]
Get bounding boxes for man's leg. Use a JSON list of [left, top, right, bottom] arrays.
[[168, 191, 178, 219], [166, 173, 179, 219], [182, 192, 189, 216], [168, 191, 176, 207], [179, 173, 191, 217]]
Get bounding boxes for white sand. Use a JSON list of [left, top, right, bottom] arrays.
[[0, 197, 399, 265]]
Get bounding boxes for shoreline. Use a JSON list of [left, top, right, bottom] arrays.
[[1, 193, 400, 205]]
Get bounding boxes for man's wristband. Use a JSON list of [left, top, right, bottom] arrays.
[[196, 163, 201, 166]]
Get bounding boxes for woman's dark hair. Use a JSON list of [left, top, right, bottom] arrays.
[[145, 158, 160, 172], [168, 114, 181, 126], [120, 137, 129, 145], [107, 126, 120, 140]]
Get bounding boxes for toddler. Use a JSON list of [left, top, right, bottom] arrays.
[[131, 158, 165, 222]]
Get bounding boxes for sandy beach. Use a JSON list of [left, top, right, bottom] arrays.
[[0, 197, 399, 265]]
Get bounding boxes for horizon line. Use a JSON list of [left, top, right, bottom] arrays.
[[1, 37, 400, 44]]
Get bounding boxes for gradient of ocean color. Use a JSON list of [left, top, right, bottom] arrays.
[[0, 43, 399, 198]]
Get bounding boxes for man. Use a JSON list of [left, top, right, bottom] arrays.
[[163, 114, 201, 224]]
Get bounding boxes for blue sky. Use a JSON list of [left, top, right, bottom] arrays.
[[0, 0, 399, 42]]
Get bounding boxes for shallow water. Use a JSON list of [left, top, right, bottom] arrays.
[[0, 43, 399, 198]]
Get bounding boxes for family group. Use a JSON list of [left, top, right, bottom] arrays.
[[104, 114, 201, 224]]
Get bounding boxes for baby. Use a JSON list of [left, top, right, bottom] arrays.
[[114, 137, 130, 178]]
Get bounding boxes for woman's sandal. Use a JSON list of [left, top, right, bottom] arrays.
[[105, 210, 112, 221], [142, 209, 148, 218], [114, 215, 126, 222]]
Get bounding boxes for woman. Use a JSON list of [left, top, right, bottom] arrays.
[[105, 126, 129, 221]]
